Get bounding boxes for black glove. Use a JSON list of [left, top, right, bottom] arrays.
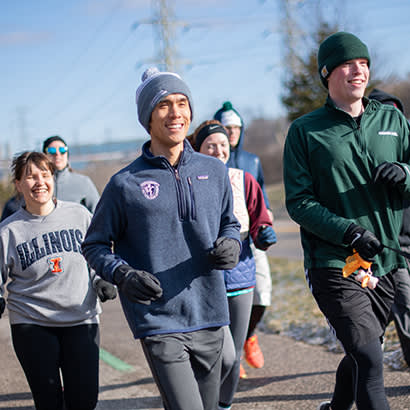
[[95, 278, 118, 302], [208, 237, 240, 269], [113, 265, 163, 305], [343, 223, 383, 261], [0, 297, 5, 319], [254, 225, 277, 250], [373, 162, 406, 186]]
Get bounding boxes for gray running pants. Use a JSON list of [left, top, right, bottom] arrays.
[[141, 327, 224, 410], [220, 290, 254, 406]]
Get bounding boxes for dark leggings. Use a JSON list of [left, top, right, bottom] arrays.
[[331, 338, 389, 410], [246, 305, 266, 339], [11, 323, 100, 410]]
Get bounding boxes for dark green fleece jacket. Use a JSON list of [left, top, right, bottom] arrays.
[[284, 96, 410, 276]]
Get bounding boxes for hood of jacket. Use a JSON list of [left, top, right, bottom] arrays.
[[368, 88, 404, 114]]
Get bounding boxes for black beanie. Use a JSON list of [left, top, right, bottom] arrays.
[[318, 32, 370, 88], [42, 135, 67, 153]]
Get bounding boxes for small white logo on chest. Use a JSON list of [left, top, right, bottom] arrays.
[[378, 131, 398, 136], [141, 181, 160, 200]]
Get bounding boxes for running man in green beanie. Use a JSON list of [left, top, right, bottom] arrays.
[[283, 32, 410, 410]]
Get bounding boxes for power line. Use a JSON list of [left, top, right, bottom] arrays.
[[35, 1, 281, 139], [32, 0, 126, 117], [74, 70, 135, 128], [63, 1, 281, 130], [40, 24, 137, 126]]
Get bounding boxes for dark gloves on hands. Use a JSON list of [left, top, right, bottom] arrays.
[[343, 223, 383, 262], [113, 265, 163, 305], [254, 225, 277, 250], [208, 237, 240, 270], [373, 162, 406, 186], [95, 278, 118, 302], [0, 297, 5, 319]]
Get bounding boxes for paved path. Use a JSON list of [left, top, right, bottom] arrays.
[[267, 217, 303, 261], [1, 217, 409, 409], [1, 297, 409, 410]]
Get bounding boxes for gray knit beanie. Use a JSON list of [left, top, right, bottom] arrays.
[[135, 67, 193, 133], [318, 32, 370, 88]]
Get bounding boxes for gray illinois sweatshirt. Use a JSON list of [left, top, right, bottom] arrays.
[[0, 200, 101, 326]]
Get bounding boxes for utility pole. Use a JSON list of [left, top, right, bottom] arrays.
[[132, 0, 190, 73], [16, 106, 28, 153], [151, 0, 178, 72]]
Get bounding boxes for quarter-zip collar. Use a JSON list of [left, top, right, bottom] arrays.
[[142, 139, 193, 168]]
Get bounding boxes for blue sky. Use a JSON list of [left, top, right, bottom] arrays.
[[1, 0, 410, 155]]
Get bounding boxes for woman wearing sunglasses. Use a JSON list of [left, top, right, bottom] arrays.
[[43, 135, 100, 213], [1, 136, 101, 222]]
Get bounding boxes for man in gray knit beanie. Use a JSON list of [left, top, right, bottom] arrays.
[[136, 67, 193, 133], [82, 66, 241, 410]]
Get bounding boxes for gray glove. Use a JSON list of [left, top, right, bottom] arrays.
[[208, 237, 240, 269], [0, 297, 5, 319], [95, 278, 117, 302], [373, 162, 406, 186], [113, 265, 163, 305]]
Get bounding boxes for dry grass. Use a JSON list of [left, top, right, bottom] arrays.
[[263, 256, 407, 369]]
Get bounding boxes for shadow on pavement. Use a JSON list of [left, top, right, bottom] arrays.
[[99, 377, 154, 393], [385, 384, 410, 397], [98, 396, 162, 409], [237, 370, 334, 391]]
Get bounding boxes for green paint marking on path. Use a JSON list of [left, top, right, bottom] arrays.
[[99, 348, 134, 372]]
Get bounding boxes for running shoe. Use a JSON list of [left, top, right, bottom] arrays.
[[244, 334, 264, 368], [317, 401, 331, 410], [239, 363, 247, 379]]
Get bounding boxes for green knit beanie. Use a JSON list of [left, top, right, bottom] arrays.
[[318, 32, 370, 88]]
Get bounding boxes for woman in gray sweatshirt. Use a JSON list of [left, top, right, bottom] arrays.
[[0, 151, 116, 410]]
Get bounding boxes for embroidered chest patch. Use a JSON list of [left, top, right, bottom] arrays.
[[141, 180, 160, 200]]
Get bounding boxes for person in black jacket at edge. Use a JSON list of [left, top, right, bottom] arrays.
[[368, 88, 410, 367]]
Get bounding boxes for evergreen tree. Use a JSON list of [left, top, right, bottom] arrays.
[[281, 22, 336, 121]]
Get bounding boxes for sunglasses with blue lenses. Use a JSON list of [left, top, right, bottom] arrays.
[[46, 146, 68, 155]]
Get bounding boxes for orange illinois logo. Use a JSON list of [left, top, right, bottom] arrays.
[[48, 257, 63, 274]]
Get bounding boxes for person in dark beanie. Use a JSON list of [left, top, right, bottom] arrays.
[[284, 32, 410, 410], [214, 101, 274, 377], [1, 135, 100, 220], [189, 120, 276, 410], [368, 88, 410, 367], [42, 135, 100, 213], [82, 67, 241, 410]]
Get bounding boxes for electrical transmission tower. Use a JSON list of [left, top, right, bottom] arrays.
[[134, 0, 189, 73], [151, 0, 178, 71]]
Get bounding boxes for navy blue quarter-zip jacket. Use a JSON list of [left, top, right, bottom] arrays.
[[82, 140, 241, 338]]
